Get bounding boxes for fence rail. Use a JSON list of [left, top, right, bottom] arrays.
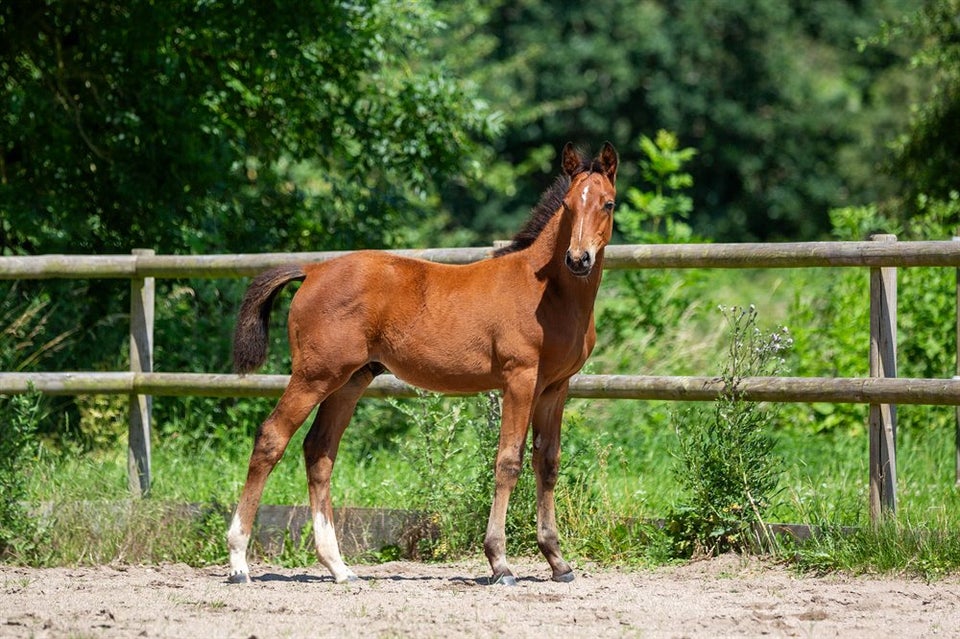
[[2, 238, 959, 521], [5, 240, 960, 280], [3, 371, 960, 405]]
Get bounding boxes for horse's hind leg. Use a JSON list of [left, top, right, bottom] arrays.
[[227, 378, 324, 583], [303, 364, 381, 583], [532, 381, 574, 582]]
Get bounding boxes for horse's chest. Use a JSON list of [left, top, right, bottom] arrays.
[[538, 315, 595, 375]]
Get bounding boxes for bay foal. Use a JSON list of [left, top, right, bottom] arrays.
[[228, 142, 618, 585]]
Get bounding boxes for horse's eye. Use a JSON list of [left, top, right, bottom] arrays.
[[604, 201, 615, 212]]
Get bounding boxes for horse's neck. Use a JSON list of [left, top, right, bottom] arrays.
[[526, 212, 604, 306]]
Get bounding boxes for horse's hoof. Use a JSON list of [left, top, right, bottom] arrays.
[[335, 573, 359, 584], [227, 572, 250, 584], [552, 570, 575, 583], [491, 574, 518, 586]]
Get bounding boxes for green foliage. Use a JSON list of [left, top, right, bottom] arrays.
[[0, 284, 74, 373], [867, 0, 960, 209], [793, 517, 960, 579], [668, 306, 789, 557], [788, 196, 960, 437], [0, 391, 44, 562], [617, 131, 697, 244], [0, 0, 499, 256], [0, 0, 503, 450], [595, 130, 703, 379], [450, 0, 913, 241], [556, 436, 666, 566], [36, 500, 228, 567]]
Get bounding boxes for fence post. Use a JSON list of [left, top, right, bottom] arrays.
[[129, 248, 155, 497], [955, 233, 960, 487], [869, 234, 897, 521]]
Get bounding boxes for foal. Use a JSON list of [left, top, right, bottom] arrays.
[[228, 142, 618, 585]]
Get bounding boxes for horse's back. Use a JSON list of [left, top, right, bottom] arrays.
[[287, 250, 540, 393]]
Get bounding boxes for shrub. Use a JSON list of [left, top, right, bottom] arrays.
[[0, 391, 45, 562], [668, 305, 790, 557], [787, 196, 960, 437]]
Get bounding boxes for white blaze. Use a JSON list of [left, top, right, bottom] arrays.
[[576, 185, 590, 247]]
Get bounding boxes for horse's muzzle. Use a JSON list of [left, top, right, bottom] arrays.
[[565, 249, 593, 277]]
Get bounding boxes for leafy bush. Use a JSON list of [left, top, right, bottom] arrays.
[[667, 306, 790, 557], [0, 392, 45, 562], [617, 130, 698, 245], [595, 130, 705, 378], [787, 195, 960, 437]]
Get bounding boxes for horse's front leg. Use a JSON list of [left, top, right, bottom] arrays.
[[303, 366, 378, 583], [532, 380, 574, 582], [483, 374, 537, 585]]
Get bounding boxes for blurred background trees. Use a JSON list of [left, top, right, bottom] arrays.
[[438, 0, 925, 241], [3, 0, 945, 257], [0, 1, 500, 256]]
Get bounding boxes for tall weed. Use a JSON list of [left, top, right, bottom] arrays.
[[668, 306, 790, 557]]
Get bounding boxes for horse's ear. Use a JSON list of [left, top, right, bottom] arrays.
[[561, 142, 582, 176], [598, 141, 618, 184]]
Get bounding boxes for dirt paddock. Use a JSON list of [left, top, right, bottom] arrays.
[[2, 554, 958, 638]]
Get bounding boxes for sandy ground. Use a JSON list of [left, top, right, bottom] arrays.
[[1, 554, 958, 638]]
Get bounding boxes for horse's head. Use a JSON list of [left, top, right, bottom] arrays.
[[560, 142, 618, 278]]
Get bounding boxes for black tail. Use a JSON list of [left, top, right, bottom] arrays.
[[232, 265, 306, 375]]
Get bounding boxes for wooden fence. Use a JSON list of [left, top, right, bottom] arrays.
[[4, 236, 960, 523]]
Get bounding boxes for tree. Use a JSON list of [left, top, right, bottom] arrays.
[[881, 0, 960, 211], [0, 0, 499, 256], [438, 0, 915, 241]]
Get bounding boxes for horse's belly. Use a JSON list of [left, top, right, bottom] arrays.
[[384, 360, 501, 395]]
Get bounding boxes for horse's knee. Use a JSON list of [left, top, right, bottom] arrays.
[[534, 456, 560, 488], [495, 457, 523, 487]]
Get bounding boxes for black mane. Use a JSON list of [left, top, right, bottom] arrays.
[[493, 152, 600, 258]]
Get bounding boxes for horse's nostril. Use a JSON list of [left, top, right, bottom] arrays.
[[565, 250, 592, 276]]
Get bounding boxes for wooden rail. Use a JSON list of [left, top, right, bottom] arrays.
[[2, 238, 959, 520], [5, 240, 960, 280], [3, 371, 960, 405]]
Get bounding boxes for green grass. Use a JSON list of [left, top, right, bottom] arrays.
[[19, 395, 960, 571]]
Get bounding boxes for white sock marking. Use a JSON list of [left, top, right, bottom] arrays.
[[314, 512, 356, 583], [227, 512, 250, 577]]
